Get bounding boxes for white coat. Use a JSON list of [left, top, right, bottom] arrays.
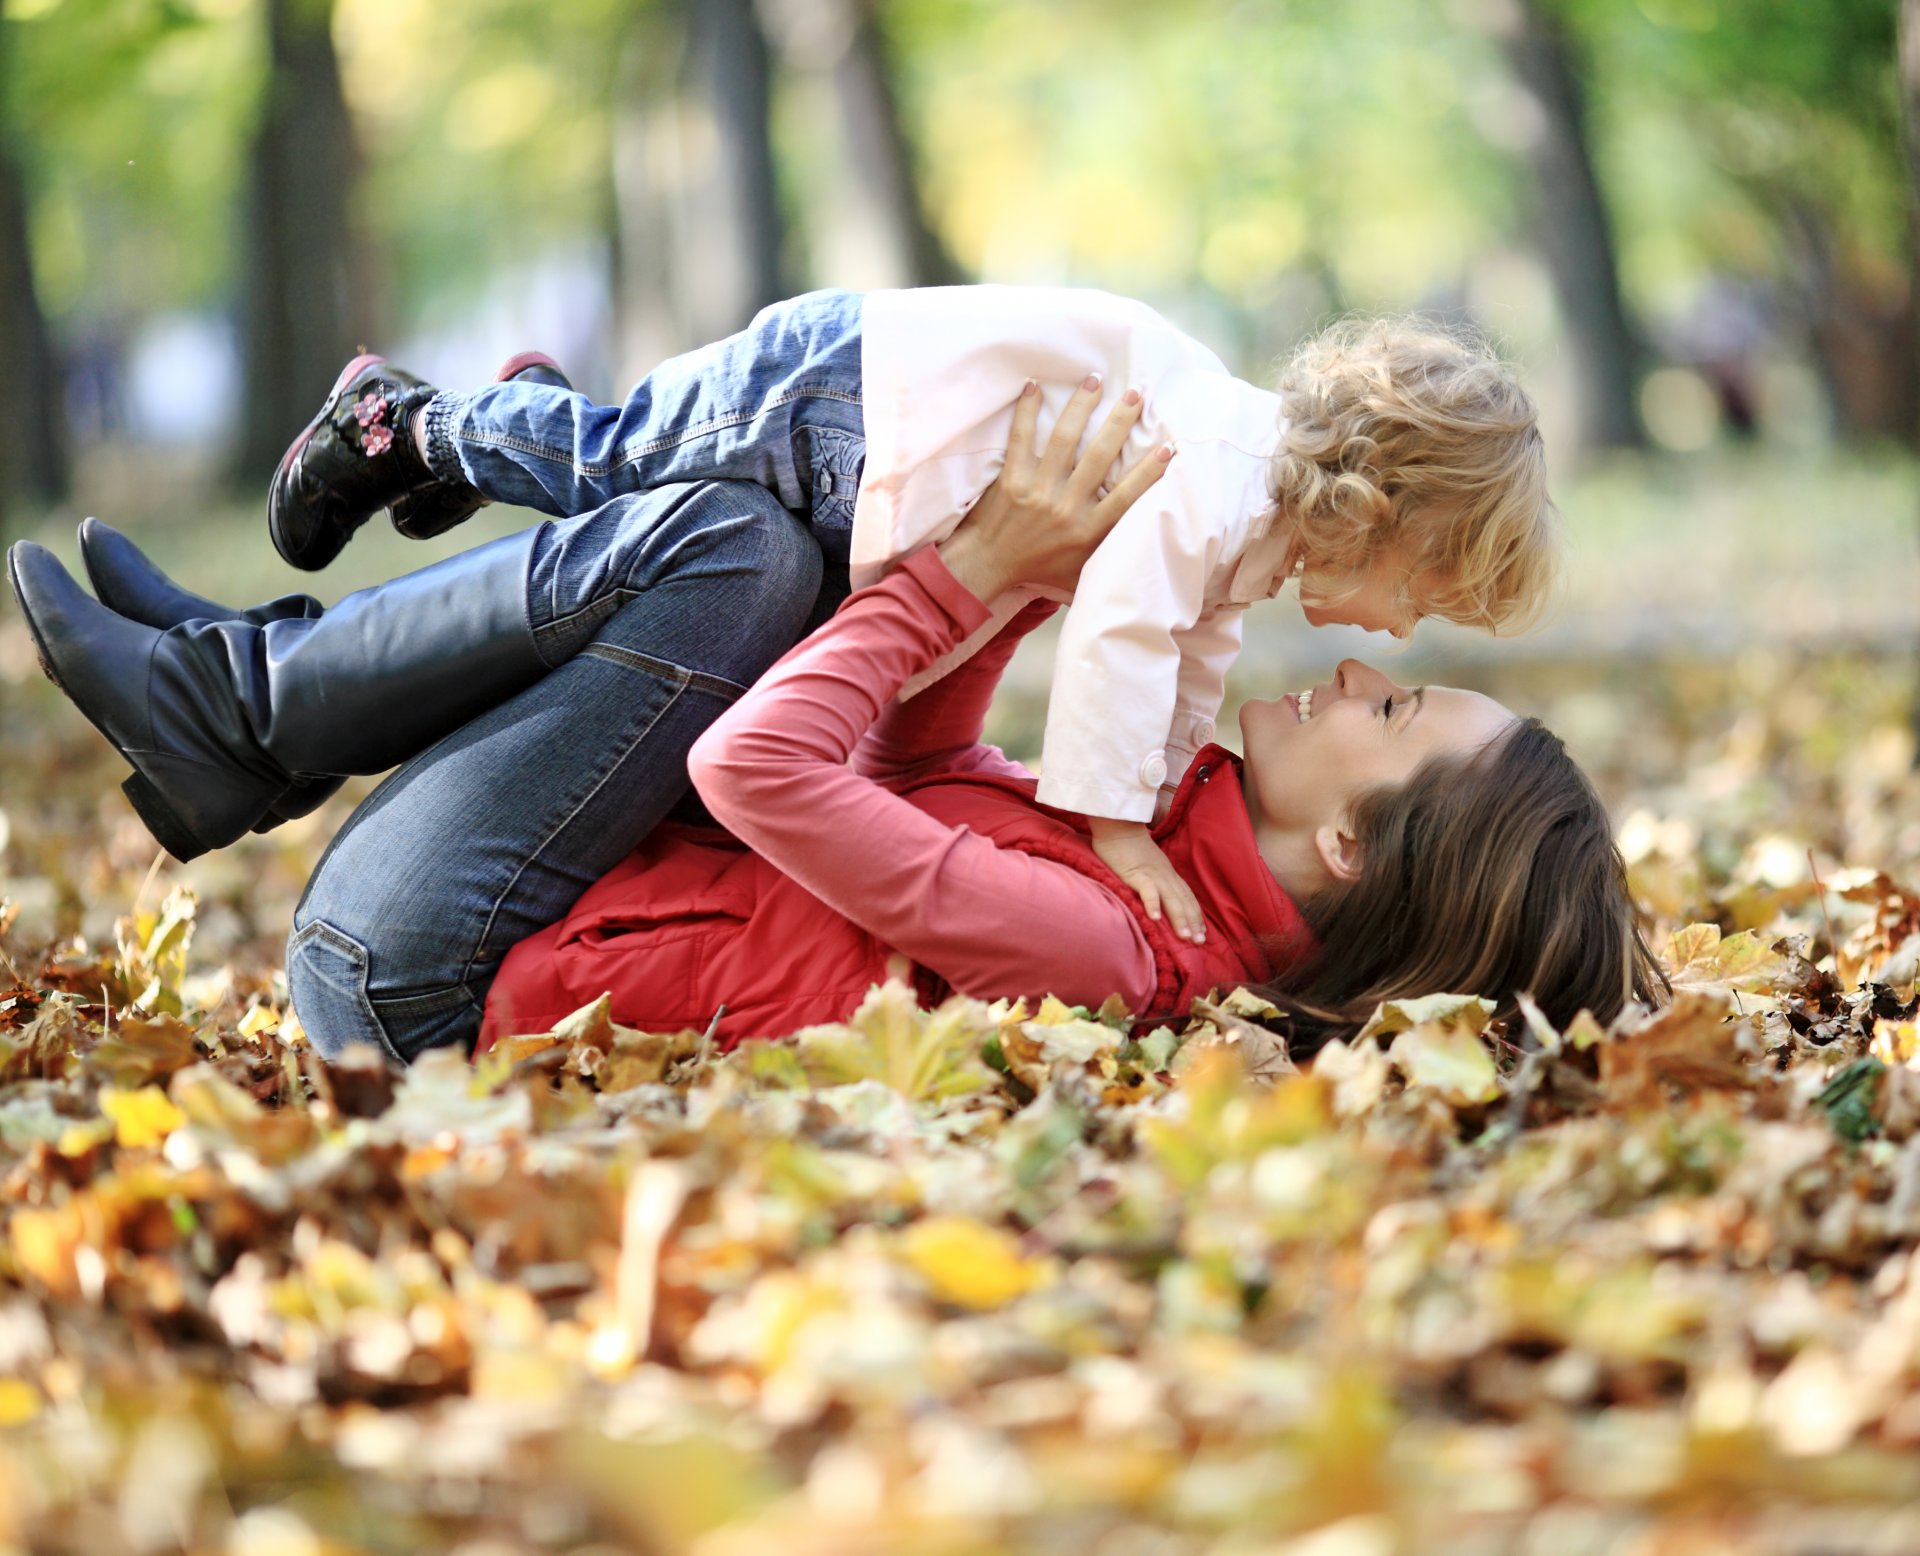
[[854, 285, 1290, 822]]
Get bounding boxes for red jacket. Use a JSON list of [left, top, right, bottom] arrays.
[[478, 551, 1311, 1051]]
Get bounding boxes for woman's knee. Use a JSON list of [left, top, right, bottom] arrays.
[[722, 487, 824, 624], [619, 480, 823, 627]]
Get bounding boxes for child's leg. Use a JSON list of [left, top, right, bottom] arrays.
[[270, 290, 867, 574], [423, 289, 867, 524]]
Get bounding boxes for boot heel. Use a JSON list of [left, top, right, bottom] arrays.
[[121, 772, 213, 863]]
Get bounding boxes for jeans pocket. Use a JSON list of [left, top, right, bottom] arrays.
[[806, 426, 865, 536], [287, 918, 403, 1065]]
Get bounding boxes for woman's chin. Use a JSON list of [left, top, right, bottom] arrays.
[[1238, 698, 1290, 752]]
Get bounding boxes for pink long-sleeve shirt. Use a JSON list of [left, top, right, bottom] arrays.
[[686, 547, 1162, 1009]]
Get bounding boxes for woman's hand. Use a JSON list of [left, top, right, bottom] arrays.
[[936, 374, 1174, 603]]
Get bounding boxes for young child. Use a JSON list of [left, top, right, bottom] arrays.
[[269, 286, 1555, 942]]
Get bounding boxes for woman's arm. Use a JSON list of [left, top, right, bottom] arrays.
[[689, 549, 1157, 1009], [689, 382, 1176, 1009]]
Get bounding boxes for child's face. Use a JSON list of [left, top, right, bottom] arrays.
[[1299, 554, 1428, 640]]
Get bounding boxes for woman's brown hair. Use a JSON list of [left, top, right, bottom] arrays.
[[1259, 719, 1669, 1054]]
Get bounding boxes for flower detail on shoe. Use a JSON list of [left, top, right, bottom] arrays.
[[354, 392, 395, 456]]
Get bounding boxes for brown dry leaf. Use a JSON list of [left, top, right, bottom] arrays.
[[171, 1063, 317, 1165], [12, 624, 1920, 1550], [1179, 994, 1297, 1083], [1598, 989, 1757, 1106], [86, 1012, 202, 1088]]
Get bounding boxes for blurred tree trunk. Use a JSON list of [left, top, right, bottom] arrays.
[[1779, 196, 1918, 444], [232, 0, 363, 483], [0, 15, 69, 524], [690, 0, 785, 322], [822, 0, 961, 285], [1897, 0, 1920, 755], [611, 8, 683, 377], [612, 0, 788, 376], [1494, 0, 1645, 451], [1896, 0, 1920, 446]]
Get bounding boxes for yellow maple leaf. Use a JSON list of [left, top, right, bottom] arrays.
[[899, 1217, 1047, 1310], [0, 1379, 40, 1427], [99, 1085, 185, 1149]]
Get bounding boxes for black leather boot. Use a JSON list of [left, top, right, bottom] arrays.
[[9, 529, 549, 861], [78, 518, 342, 828], [390, 352, 575, 540]]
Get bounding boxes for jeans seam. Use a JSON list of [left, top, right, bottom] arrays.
[[535, 588, 637, 658], [456, 665, 701, 990], [522, 521, 548, 665], [367, 984, 477, 1016], [580, 642, 746, 701], [455, 385, 864, 477], [613, 386, 865, 464]]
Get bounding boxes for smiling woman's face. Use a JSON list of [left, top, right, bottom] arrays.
[[1239, 659, 1516, 890]]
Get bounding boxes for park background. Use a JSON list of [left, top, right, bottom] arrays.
[[7, 1, 1920, 1551], [7, 0, 1920, 955]]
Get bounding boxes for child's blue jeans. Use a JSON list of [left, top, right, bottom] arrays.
[[421, 288, 869, 580]]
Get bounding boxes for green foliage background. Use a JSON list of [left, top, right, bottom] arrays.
[[4, 0, 1908, 403]]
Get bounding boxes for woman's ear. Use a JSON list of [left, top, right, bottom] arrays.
[[1313, 821, 1363, 884]]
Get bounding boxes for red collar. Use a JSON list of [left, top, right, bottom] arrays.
[[1155, 744, 1316, 982]]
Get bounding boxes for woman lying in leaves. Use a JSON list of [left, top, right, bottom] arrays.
[[8, 382, 1665, 1064]]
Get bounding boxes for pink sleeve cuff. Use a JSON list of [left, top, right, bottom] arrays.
[[889, 546, 996, 637]]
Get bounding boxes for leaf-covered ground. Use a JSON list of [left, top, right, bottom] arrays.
[[8, 601, 1920, 1551]]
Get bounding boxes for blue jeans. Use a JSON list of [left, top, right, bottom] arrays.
[[288, 481, 825, 1063], [421, 288, 869, 581]]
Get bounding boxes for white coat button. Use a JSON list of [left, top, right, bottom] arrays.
[[1139, 751, 1168, 789], [1191, 718, 1215, 747]]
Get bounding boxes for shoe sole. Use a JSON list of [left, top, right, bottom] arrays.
[[6, 546, 210, 861], [495, 350, 565, 381], [267, 351, 386, 571]]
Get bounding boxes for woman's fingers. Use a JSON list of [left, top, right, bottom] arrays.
[[1004, 378, 1042, 486], [1066, 389, 1144, 504], [1036, 373, 1106, 484], [1094, 439, 1176, 529]]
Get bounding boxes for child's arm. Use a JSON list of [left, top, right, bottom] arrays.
[[1088, 818, 1206, 944], [1167, 604, 1243, 778], [1031, 471, 1249, 942]]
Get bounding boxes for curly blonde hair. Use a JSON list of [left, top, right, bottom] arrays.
[[1269, 317, 1557, 634]]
